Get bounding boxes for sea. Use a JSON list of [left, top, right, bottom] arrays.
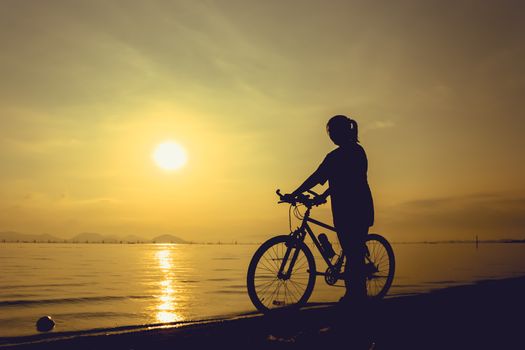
[[1, 241, 525, 338]]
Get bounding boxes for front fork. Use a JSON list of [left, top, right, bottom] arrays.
[[277, 233, 303, 280]]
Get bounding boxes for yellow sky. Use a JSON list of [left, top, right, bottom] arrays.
[[1, 1, 524, 241]]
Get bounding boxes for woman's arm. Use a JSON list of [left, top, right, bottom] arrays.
[[290, 156, 330, 197], [291, 172, 323, 197]]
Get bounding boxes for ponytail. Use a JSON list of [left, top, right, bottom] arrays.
[[348, 118, 359, 143]]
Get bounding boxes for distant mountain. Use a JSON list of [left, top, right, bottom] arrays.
[[0, 231, 61, 242], [1, 231, 189, 244], [70, 232, 123, 243], [69, 233, 188, 243], [152, 234, 188, 244]]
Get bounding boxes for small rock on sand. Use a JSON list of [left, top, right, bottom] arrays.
[[36, 316, 55, 332]]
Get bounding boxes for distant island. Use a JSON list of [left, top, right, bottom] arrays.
[[0, 231, 189, 244]]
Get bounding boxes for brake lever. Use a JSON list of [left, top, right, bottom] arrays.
[[306, 189, 319, 197], [277, 190, 294, 205]]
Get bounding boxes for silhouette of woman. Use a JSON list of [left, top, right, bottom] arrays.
[[284, 115, 374, 303]]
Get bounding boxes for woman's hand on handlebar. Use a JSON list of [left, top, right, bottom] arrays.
[[276, 189, 325, 207]]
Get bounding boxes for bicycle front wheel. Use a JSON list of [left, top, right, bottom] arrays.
[[247, 235, 316, 313], [364, 233, 395, 299]]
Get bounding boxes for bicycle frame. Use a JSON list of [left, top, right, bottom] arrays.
[[279, 206, 341, 279]]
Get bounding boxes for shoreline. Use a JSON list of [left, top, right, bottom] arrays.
[[2, 276, 525, 349]]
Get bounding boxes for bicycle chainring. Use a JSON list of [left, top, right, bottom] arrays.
[[324, 267, 340, 285]]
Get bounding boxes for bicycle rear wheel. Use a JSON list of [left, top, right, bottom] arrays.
[[247, 235, 316, 313], [364, 233, 395, 299]]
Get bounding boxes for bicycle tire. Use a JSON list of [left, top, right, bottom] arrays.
[[247, 235, 316, 313], [364, 233, 395, 299]]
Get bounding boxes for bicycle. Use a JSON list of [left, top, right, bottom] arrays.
[[246, 189, 395, 313]]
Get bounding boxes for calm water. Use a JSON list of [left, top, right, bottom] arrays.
[[1, 242, 525, 337]]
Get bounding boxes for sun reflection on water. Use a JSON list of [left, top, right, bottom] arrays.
[[154, 247, 182, 323]]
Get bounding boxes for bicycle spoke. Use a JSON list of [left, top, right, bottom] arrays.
[[271, 244, 283, 270], [284, 281, 299, 301], [258, 280, 280, 305], [288, 279, 307, 287], [294, 259, 309, 271], [260, 278, 281, 306], [287, 282, 303, 302], [256, 261, 277, 274], [257, 276, 279, 292], [255, 276, 279, 288], [269, 280, 284, 307], [287, 279, 304, 298], [262, 253, 278, 272], [269, 245, 280, 271]]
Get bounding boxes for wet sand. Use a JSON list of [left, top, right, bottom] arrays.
[[2, 276, 524, 350]]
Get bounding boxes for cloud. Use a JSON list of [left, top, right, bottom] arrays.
[[365, 120, 396, 131], [2, 138, 82, 155], [382, 193, 525, 240]]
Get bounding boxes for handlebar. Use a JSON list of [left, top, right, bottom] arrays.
[[276, 189, 326, 207]]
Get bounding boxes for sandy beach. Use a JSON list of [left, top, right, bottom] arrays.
[[1, 275, 524, 350]]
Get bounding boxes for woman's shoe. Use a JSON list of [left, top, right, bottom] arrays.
[[338, 293, 351, 304]]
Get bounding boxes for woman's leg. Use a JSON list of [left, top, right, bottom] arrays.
[[338, 224, 369, 301]]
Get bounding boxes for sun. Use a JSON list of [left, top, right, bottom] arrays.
[[153, 141, 188, 171]]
